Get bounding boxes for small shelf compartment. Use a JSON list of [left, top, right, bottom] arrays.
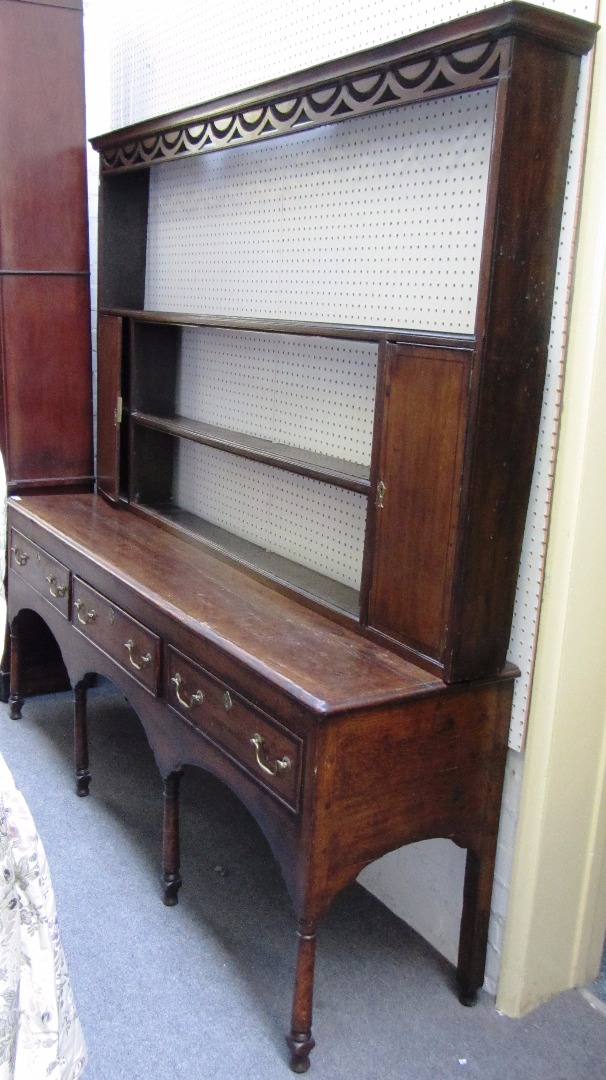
[[133, 501, 360, 618], [129, 423, 366, 618], [131, 411, 371, 494]]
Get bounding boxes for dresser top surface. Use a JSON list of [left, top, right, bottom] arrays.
[[8, 493, 462, 715]]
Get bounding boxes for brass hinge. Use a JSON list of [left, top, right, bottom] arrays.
[[114, 396, 123, 426], [375, 479, 386, 509]]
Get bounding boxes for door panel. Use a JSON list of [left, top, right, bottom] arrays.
[[366, 343, 470, 662]]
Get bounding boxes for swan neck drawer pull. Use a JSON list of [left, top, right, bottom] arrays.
[[10, 546, 29, 566], [250, 733, 291, 777], [46, 574, 68, 598], [171, 672, 204, 709], [74, 599, 96, 625], [124, 639, 152, 670]]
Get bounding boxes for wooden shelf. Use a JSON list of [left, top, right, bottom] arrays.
[[131, 411, 371, 494], [132, 501, 361, 618], [105, 306, 475, 350]]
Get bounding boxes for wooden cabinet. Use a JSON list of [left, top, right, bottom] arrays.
[[0, 0, 93, 493], [0, 0, 93, 699], [5, 3, 598, 1072]]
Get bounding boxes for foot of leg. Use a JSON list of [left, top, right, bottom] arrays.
[[9, 693, 23, 720], [456, 844, 497, 1005], [458, 986, 478, 1007], [162, 769, 183, 906], [287, 919, 317, 1073]]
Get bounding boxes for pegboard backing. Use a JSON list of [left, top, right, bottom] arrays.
[[145, 88, 496, 334], [177, 330, 377, 466], [103, 1, 597, 130], [175, 441, 367, 591]]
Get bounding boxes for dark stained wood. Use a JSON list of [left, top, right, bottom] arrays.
[[0, 0, 93, 697], [8, 607, 70, 705], [287, 920, 317, 1073], [365, 343, 470, 663], [90, 3, 596, 173], [130, 321, 180, 416], [98, 171, 149, 310], [103, 306, 475, 349], [0, 275, 93, 489], [12, 494, 439, 714], [7, 493, 515, 1072], [162, 768, 183, 906], [74, 678, 91, 797], [8, 617, 23, 720], [0, 0, 88, 271], [445, 33, 585, 682], [132, 412, 371, 494], [97, 315, 124, 502]]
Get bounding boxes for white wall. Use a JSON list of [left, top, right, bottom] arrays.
[[82, 0, 598, 994]]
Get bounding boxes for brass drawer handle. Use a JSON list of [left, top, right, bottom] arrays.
[[250, 733, 291, 777], [171, 673, 204, 709], [74, 599, 96, 626], [124, 639, 152, 670], [10, 546, 29, 566], [46, 574, 68, 599]]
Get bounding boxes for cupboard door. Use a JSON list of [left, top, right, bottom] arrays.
[[96, 315, 124, 502], [366, 343, 470, 664]]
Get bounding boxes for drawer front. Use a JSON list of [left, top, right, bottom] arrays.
[[72, 577, 161, 696], [166, 646, 302, 812], [9, 528, 71, 617]]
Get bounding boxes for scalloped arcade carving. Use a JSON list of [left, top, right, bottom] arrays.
[[100, 41, 506, 172]]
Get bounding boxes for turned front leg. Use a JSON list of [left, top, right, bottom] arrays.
[[286, 919, 317, 1073], [74, 680, 91, 797], [162, 768, 183, 906], [456, 841, 498, 1005], [8, 619, 23, 720]]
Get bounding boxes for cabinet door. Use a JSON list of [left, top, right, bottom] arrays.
[[96, 315, 124, 503], [365, 343, 470, 665]]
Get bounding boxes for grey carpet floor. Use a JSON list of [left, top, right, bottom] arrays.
[[1, 683, 605, 1080]]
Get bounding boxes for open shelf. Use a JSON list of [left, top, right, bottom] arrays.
[[104, 306, 476, 350], [131, 411, 371, 494], [132, 501, 361, 618]]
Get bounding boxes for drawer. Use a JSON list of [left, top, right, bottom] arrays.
[[71, 577, 161, 696], [166, 646, 302, 812], [9, 528, 71, 617]]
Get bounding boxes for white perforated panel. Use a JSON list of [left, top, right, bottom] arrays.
[[101, 1, 596, 130], [175, 442, 367, 590], [177, 330, 377, 465], [146, 88, 495, 334]]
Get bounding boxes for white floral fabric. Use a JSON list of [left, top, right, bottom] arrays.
[[0, 753, 87, 1080]]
